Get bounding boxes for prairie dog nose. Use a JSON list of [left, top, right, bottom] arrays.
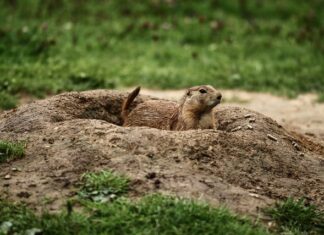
[[216, 93, 222, 101]]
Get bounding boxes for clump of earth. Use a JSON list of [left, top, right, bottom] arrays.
[[0, 89, 323, 218]]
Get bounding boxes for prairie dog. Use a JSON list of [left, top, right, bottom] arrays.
[[122, 85, 222, 130]]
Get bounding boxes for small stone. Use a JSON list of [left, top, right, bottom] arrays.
[[299, 153, 305, 157], [249, 193, 260, 198], [249, 118, 256, 123], [231, 126, 242, 132], [267, 134, 278, 141], [4, 174, 11, 180], [247, 124, 253, 130], [292, 141, 301, 151]]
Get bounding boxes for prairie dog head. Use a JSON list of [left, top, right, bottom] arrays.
[[181, 85, 222, 114]]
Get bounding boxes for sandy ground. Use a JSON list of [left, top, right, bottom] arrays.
[[125, 88, 324, 142]]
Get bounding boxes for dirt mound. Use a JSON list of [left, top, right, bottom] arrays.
[[0, 90, 323, 217]]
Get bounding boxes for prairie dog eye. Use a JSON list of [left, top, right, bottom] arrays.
[[199, 89, 207, 94], [186, 91, 191, 96]]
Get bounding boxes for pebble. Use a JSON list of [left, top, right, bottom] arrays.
[[4, 174, 11, 180], [244, 114, 253, 118], [249, 193, 261, 198], [231, 126, 242, 132], [249, 118, 256, 123], [292, 141, 301, 151], [267, 134, 278, 141], [11, 167, 21, 172]]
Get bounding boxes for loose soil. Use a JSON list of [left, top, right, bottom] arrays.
[[0, 89, 323, 219]]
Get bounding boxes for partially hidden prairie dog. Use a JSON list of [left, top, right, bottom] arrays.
[[122, 85, 222, 130]]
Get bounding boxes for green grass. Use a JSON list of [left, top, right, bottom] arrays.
[[265, 198, 324, 235], [0, 92, 17, 110], [317, 93, 324, 103], [0, 0, 323, 110], [0, 140, 24, 163], [79, 170, 129, 202], [0, 170, 270, 234], [0, 195, 270, 235], [1, 167, 323, 235]]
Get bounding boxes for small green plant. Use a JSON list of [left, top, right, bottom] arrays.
[[79, 170, 129, 202], [0, 92, 17, 110], [265, 198, 324, 234], [0, 140, 25, 163]]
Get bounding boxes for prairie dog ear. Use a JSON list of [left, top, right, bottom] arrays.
[[186, 89, 191, 96]]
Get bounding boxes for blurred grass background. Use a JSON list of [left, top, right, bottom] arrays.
[[0, 0, 323, 109]]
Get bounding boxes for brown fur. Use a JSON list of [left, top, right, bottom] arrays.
[[122, 85, 222, 130]]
